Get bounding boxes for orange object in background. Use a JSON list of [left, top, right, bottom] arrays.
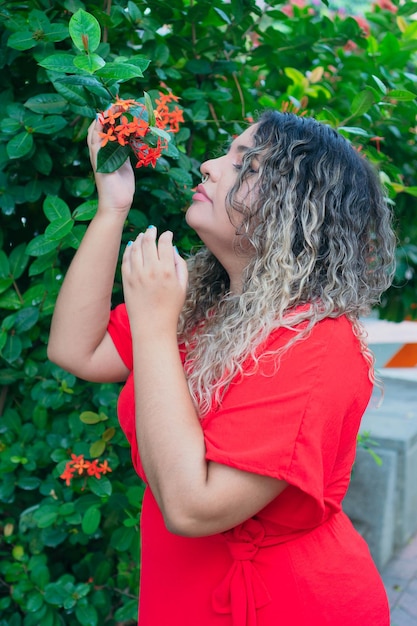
[[384, 344, 417, 367]]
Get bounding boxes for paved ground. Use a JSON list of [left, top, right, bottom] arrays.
[[382, 532, 417, 626]]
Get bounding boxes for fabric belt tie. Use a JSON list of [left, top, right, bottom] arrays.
[[212, 519, 272, 626]]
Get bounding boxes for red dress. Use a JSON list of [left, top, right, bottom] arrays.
[[108, 305, 389, 626]]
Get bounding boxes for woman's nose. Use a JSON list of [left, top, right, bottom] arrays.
[[201, 156, 223, 181]]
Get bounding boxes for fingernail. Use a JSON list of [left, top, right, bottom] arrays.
[[127, 240, 133, 246], [147, 224, 156, 229], [173, 245, 179, 254]]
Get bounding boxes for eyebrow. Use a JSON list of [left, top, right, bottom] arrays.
[[227, 141, 251, 154]]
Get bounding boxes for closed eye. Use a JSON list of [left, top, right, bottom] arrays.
[[233, 163, 258, 174]]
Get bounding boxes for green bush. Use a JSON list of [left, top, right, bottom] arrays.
[[1, 1, 416, 624]]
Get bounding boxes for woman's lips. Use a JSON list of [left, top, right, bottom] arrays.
[[192, 184, 211, 202]]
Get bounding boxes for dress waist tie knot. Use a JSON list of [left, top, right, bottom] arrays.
[[212, 518, 272, 626]]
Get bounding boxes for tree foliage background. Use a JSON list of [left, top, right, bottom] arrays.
[[0, 0, 416, 624]]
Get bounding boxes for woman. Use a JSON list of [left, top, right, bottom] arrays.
[[48, 110, 395, 625]]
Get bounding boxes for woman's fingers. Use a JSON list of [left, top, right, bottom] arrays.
[[123, 228, 184, 282]]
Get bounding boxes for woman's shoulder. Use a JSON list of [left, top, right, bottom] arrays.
[[263, 313, 362, 359]]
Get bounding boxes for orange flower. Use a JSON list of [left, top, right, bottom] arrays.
[[60, 463, 76, 486], [113, 96, 141, 111], [59, 454, 113, 485], [98, 460, 112, 474], [98, 126, 117, 147], [99, 108, 123, 126], [97, 91, 182, 169], [71, 454, 90, 475], [86, 459, 102, 479]]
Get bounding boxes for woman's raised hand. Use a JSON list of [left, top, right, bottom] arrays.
[[87, 117, 135, 215]]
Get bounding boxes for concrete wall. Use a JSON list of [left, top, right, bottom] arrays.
[[343, 376, 417, 570]]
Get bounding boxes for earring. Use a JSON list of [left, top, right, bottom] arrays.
[[201, 173, 209, 184]]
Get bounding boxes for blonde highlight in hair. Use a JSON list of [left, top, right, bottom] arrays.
[[179, 112, 396, 416]]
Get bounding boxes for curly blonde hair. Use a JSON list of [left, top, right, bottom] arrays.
[[179, 111, 396, 416]]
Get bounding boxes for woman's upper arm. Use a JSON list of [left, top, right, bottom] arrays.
[[51, 331, 130, 383]]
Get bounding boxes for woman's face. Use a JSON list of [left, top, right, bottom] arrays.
[[185, 125, 260, 281]]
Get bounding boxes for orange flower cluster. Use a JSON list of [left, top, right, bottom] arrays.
[[98, 92, 183, 169], [60, 453, 112, 486]]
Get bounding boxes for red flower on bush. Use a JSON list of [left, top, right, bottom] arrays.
[[373, 0, 397, 12], [97, 91, 183, 170], [60, 453, 112, 486]]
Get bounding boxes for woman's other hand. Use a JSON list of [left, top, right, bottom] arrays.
[[122, 227, 188, 336]]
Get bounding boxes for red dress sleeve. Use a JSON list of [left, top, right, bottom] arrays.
[[107, 304, 133, 370], [203, 316, 372, 527]]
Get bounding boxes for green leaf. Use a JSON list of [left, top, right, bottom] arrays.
[[0, 278, 12, 295], [9, 243, 29, 279], [213, 7, 231, 24], [75, 603, 98, 626], [110, 525, 135, 551], [337, 126, 371, 138], [181, 87, 206, 101], [96, 142, 130, 174], [87, 475, 112, 497], [386, 89, 417, 101], [96, 62, 144, 81], [69, 9, 101, 53], [73, 200, 98, 221], [24, 94, 68, 115], [144, 91, 156, 126], [79, 411, 108, 424], [43, 196, 71, 222], [13, 308, 39, 333], [1, 334, 22, 363], [90, 440, 106, 458], [102, 427, 116, 442], [73, 53, 106, 74], [7, 31, 37, 51], [1, 117, 23, 134], [52, 81, 87, 107], [7, 132, 33, 159], [185, 59, 212, 75], [0, 250, 10, 278], [56, 75, 111, 101], [149, 126, 171, 142], [62, 225, 87, 250], [114, 599, 138, 621], [81, 506, 101, 535], [125, 55, 151, 73], [33, 505, 59, 528], [29, 251, 57, 277], [45, 217, 74, 241], [30, 115, 68, 135], [43, 23, 69, 43], [44, 582, 68, 607], [38, 53, 78, 74], [372, 75, 387, 95], [0, 291, 21, 310], [350, 90, 375, 118], [26, 590, 44, 613], [16, 475, 41, 490], [23, 284, 48, 307], [26, 235, 59, 257], [168, 167, 193, 187]]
